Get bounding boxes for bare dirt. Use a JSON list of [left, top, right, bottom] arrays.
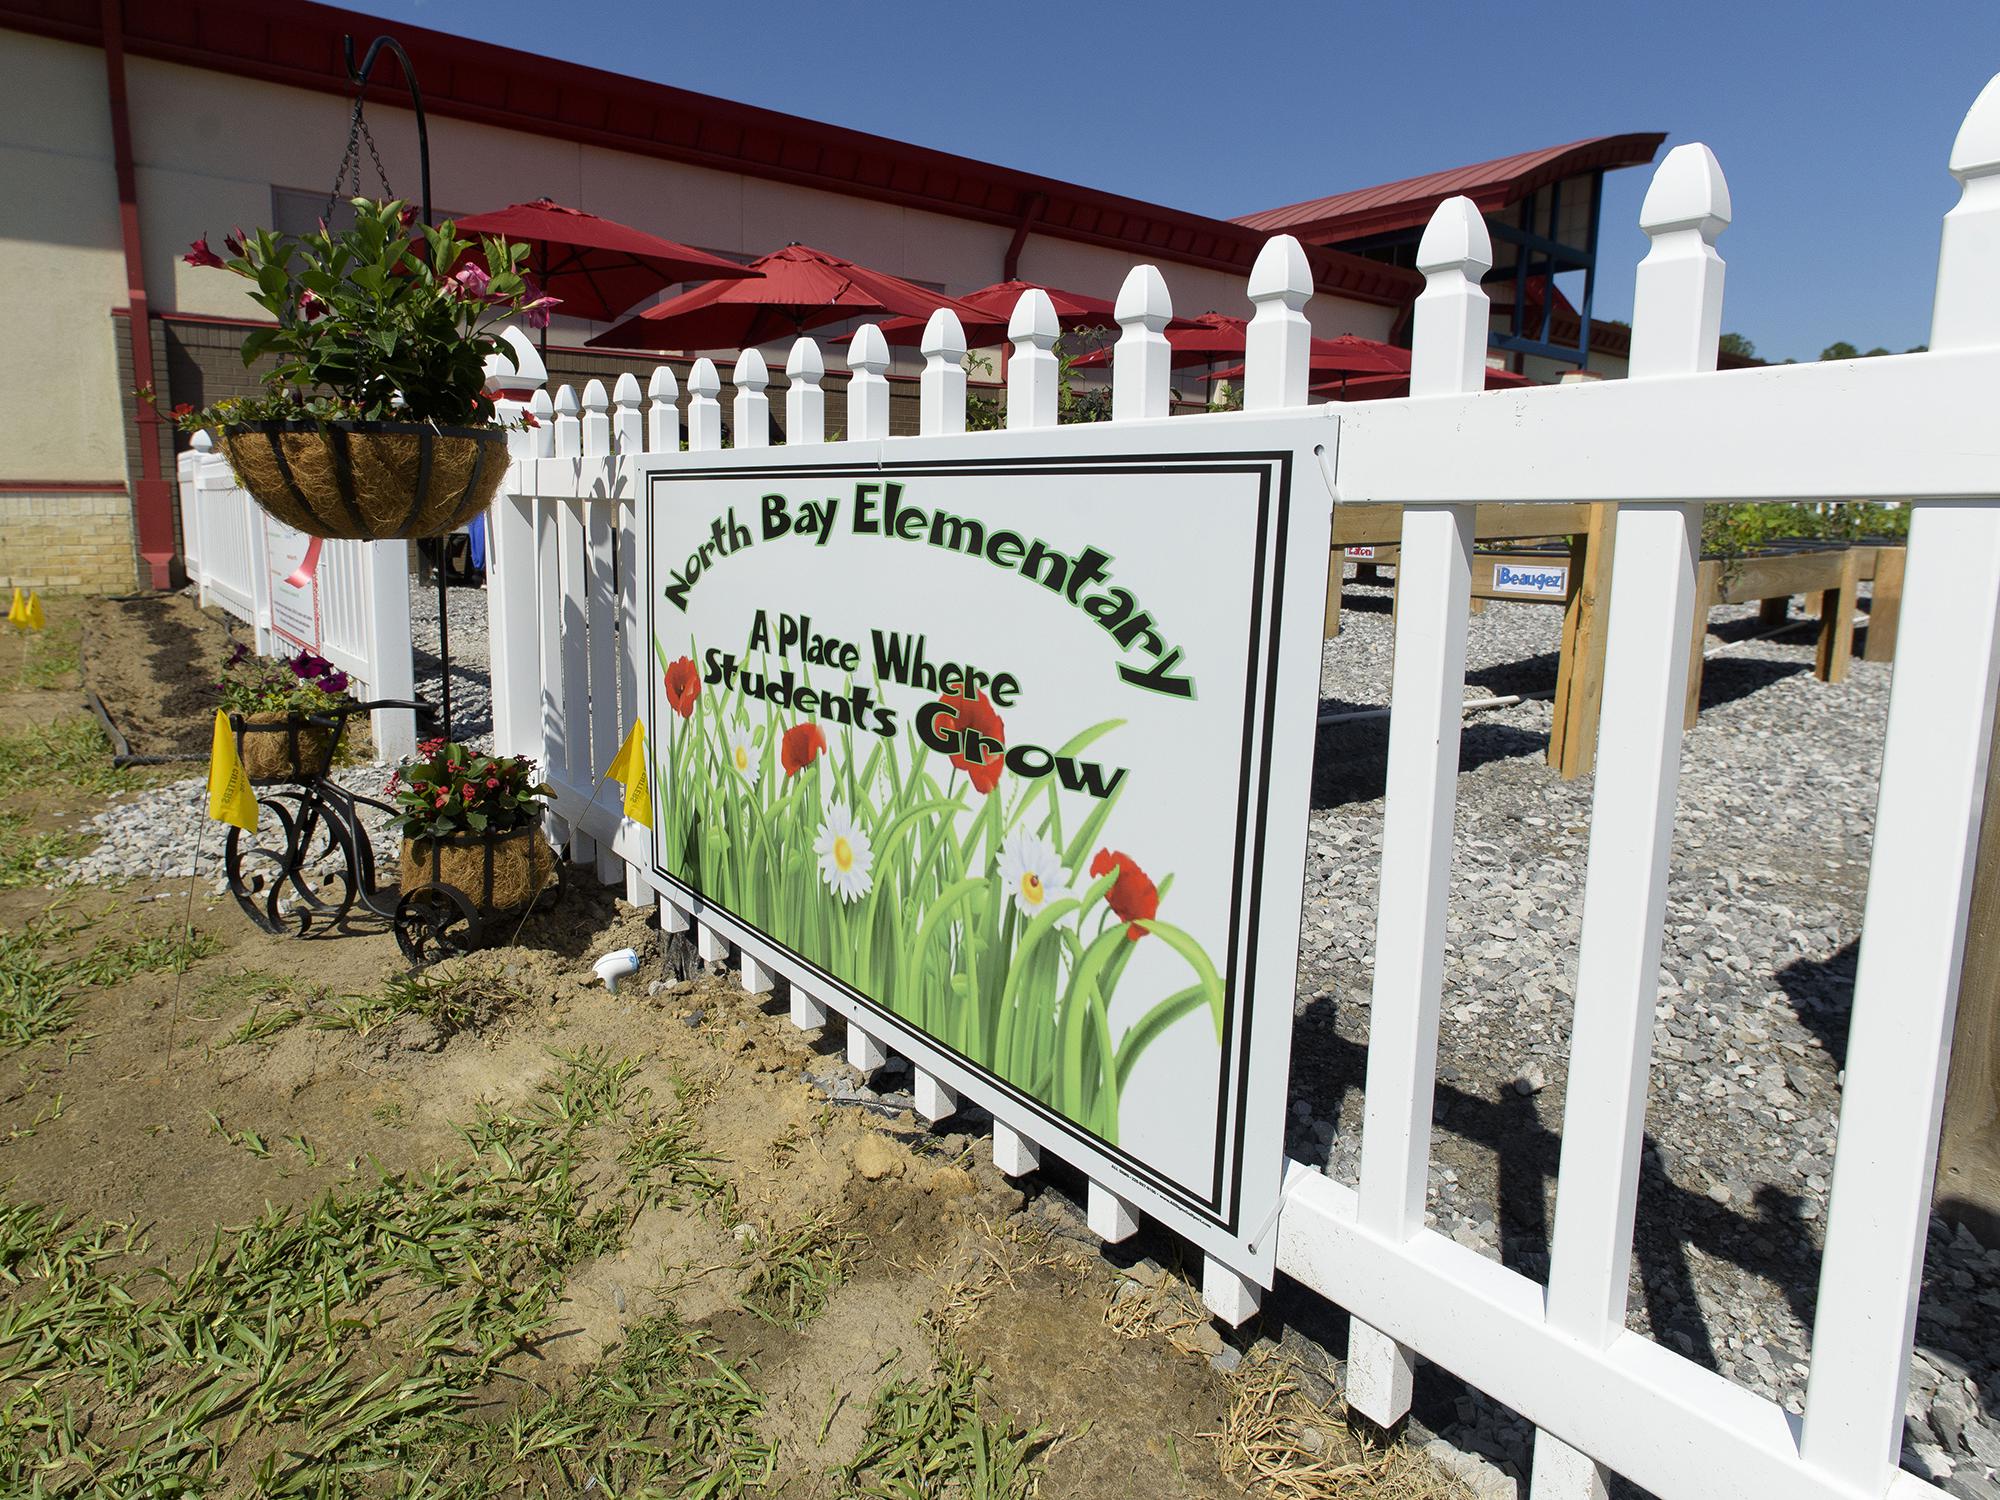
[[79, 592, 241, 760], [0, 599, 1460, 1498]]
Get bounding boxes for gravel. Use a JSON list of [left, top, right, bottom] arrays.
[[48, 565, 2000, 1493]]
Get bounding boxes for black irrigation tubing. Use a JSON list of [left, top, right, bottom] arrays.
[[83, 690, 204, 768]]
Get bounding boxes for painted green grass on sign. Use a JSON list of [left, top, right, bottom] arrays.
[[652, 636, 1224, 1145]]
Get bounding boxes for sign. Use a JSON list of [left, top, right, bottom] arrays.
[[1345, 545, 1377, 559], [263, 517, 321, 651], [1491, 561, 1569, 598], [643, 430, 1331, 1280]]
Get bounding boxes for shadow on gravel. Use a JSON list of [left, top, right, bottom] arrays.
[[1773, 940, 1856, 1070], [1693, 655, 1812, 716], [1311, 719, 1550, 809], [1288, 1003, 1826, 1378]]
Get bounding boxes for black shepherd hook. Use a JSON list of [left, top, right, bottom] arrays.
[[342, 33, 455, 746], [342, 34, 432, 230]]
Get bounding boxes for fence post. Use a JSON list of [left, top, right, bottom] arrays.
[[1800, 74, 2000, 1490], [612, 371, 650, 902], [484, 325, 545, 761], [1344, 196, 1489, 1429], [847, 325, 891, 441], [687, 359, 722, 452], [1528, 146, 1729, 1500], [647, 365, 680, 453], [785, 339, 826, 444], [1006, 289, 1059, 430], [548, 385, 590, 863], [581, 378, 622, 886], [732, 350, 770, 448], [1111, 265, 1172, 421], [1246, 234, 1312, 411], [919, 309, 967, 436]]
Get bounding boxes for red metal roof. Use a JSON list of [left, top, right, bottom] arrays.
[[1235, 134, 1666, 244], [4, 0, 1422, 307]]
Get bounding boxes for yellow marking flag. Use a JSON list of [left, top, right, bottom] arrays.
[[206, 710, 259, 832], [23, 592, 45, 631], [5, 589, 23, 628], [604, 720, 653, 829]]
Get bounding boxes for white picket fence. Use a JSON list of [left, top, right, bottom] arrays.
[[175, 436, 418, 759], [484, 77, 2000, 1500]]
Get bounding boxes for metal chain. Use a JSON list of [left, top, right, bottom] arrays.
[[325, 96, 397, 222]]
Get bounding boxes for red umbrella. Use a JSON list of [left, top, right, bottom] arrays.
[[1313, 366, 1534, 400], [1206, 335, 1412, 384], [589, 243, 984, 351], [856, 280, 1201, 347], [452, 199, 757, 323], [1066, 312, 1253, 369]]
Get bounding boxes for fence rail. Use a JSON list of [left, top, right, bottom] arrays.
[[486, 74, 2000, 1500]]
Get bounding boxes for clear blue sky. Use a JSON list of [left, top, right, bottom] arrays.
[[344, 0, 2000, 363]]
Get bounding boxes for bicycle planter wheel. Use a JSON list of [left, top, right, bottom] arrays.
[[225, 789, 361, 936], [392, 819, 555, 964]]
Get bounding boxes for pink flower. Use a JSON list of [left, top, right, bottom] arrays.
[[224, 227, 247, 258], [521, 275, 561, 329], [399, 204, 420, 228], [184, 237, 224, 269], [298, 288, 325, 321], [449, 262, 491, 300], [485, 777, 499, 789], [461, 783, 476, 802], [434, 790, 449, 808]]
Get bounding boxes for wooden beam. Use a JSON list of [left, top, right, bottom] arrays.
[[1685, 558, 1722, 729], [1864, 545, 1906, 663], [1548, 505, 1617, 779], [1331, 502, 1592, 549], [1815, 547, 1861, 684]]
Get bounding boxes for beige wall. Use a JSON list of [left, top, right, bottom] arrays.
[[1, 34, 128, 482], [3, 29, 1402, 493]]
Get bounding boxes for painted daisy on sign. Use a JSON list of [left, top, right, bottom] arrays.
[[998, 825, 1067, 919], [815, 802, 873, 903], [726, 726, 759, 786]]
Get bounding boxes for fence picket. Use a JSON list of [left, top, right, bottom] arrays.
[[688, 359, 722, 451], [612, 371, 648, 900], [785, 339, 827, 444], [1245, 234, 1312, 411], [551, 385, 595, 865], [1006, 289, 1060, 429], [647, 366, 681, 454], [1344, 196, 1490, 1429], [528, 387, 570, 850], [1530, 144, 1731, 1500], [1111, 265, 1172, 420], [581, 379, 622, 885], [732, 349, 770, 448], [920, 309, 967, 436], [484, 327, 545, 761], [847, 324, 892, 441], [1800, 76, 2000, 1488]]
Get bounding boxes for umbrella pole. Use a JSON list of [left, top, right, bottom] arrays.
[[436, 554, 452, 743]]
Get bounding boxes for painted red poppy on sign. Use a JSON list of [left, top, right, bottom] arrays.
[[936, 690, 1006, 794], [1091, 848, 1160, 940], [781, 722, 827, 777], [663, 656, 701, 717]]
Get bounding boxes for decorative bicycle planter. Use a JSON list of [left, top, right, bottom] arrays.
[[222, 702, 560, 964]]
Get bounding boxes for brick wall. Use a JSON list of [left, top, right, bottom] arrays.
[[0, 489, 140, 593]]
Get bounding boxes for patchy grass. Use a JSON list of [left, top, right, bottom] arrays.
[[741, 1212, 863, 1328], [1207, 1351, 1446, 1500], [0, 1047, 766, 1493], [840, 1339, 1056, 1499], [5, 615, 81, 691], [0, 813, 85, 890], [0, 716, 138, 801], [0, 913, 211, 1051], [315, 963, 524, 1039]]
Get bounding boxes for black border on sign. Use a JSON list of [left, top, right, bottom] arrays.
[[644, 450, 1293, 1235]]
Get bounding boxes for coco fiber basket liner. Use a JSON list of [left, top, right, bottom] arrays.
[[220, 420, 508, 541], [232, 712, 338, 784], [399, 823, 555, 916]]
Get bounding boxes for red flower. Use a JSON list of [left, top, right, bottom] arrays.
[[485, 777, 499, 789], [1090, 849, 1160, 941], [522, 409, 541, 429], [224, 227, 247, 258], [298, 288, 325, 321], [461, 783, 476, 802], [663, 656, 700, 717], [936, 690, 1005, 794], [399, 203, 420, 227], [183, 237, 224, 269], [170, 403, 194, 419], [780, 722, 826, 778], [434, 790, 449, 809]]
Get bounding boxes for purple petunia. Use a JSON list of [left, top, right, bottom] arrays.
[[321, 670, 349, 693], [289, 651, 332, 679]]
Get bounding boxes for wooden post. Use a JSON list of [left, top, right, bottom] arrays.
[[1548, 502, 1618, 778], [1815, 546, 1861, 683], [1865, 544, 1907, 662], [1324, 553, 1344, 638], [1939, 706, 2000, 1247], [1759, 595, 1790, 626], [1685, 558, 1722, 728]]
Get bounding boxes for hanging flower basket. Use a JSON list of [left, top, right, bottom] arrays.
[[220, 420, 508, 541], [398, 821, 555, 917]]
